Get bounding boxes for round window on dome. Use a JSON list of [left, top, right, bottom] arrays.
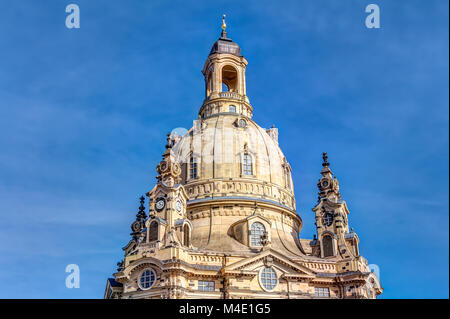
[[139, 269, 156, 290], [259, 267, 277, 291], [238, 119, 247, 128]]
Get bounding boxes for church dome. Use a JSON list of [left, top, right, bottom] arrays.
[[105, 17, 382, 300], [165, 17, 301, 254], [172, 114, 295, 210]]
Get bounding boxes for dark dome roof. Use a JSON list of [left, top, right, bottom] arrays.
[[209, 36, 241, 56]]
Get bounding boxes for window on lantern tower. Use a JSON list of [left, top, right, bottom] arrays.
[[222, 83, 229, 92], [221, 65, 238, 92], [189, 157, 198, 179], [243, 153, 253, 175], [207, 71, 213, 96]]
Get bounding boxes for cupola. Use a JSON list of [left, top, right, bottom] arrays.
[[200, 15, 252, 119]]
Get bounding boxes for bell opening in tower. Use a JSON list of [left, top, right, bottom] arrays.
[[221, 65, 238, 92]]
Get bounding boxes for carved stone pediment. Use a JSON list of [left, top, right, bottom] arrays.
[[224, 249, 316, 278]]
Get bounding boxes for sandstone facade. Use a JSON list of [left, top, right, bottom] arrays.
[[104, 19, 383, 299]]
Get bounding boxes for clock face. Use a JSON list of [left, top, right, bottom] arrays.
[[176, 200, 182, 212], [321, 179, 329, 188], [155, 198, 165, 212]]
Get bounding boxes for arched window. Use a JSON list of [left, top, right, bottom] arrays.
[[243, 153, 253, 175], [207, 71, 213, 96], [322, 235, 334, 257], [221, 65, 238, 92], [183, 224, 190, 247], [229, 105, 236, 113], [190, 156, 198, 179], [149, 221, 158, 242], [222, 83, 229, 92], [251, 222, 265, 246]]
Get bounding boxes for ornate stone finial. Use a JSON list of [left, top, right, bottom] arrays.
[[318, 152, 341, 202], [165, 132, 173, 149], [131, 195, 147, 240], [320, 152, 333, 177], [263, 256, 274, 266], [322, 152, 329, 167], [137, 195, 146, 220], [157, 133, 182, 186], [221, 14, 227, 38], [260, 231, 270, 247], [116, 260, 124, 272]]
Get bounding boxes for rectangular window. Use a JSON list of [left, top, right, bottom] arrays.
[[198, 280, 214, 292], [190, 157, 198, 179], [315, 287, 330, 297], [243, 154, 253, 175], [250, 222, 265, 246]]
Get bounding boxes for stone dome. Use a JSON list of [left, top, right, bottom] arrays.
[[164, 23, 302, 255], [172, 113, 295, 211]]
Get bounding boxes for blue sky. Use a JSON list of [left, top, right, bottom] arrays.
[[0, 0, 448, 298]]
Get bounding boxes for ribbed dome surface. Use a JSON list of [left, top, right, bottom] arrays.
[[172, 113, 295, 210], [209, 37, 241, 56]]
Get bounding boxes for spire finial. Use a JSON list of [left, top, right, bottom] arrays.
[[165, 132, 172, 149], [221, 14, 227, 38], [137, 195, 146, 219], [322, 152, 329, 167], [222, 14, 227, 30]]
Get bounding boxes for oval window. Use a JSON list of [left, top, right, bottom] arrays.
[[260, 267, 277, 291]]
